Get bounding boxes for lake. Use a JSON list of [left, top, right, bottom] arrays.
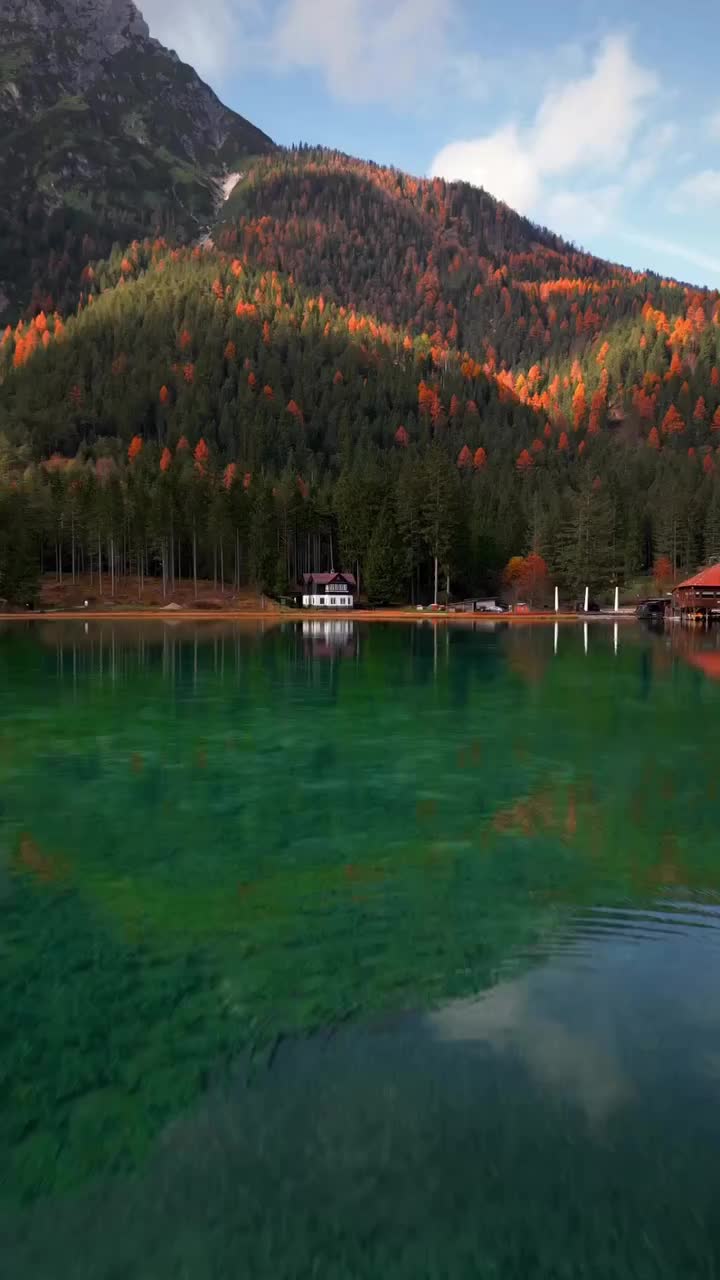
[[2, 617, 720, 1278]]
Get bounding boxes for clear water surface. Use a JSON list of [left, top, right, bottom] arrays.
[[2, 617, 720, 1278]]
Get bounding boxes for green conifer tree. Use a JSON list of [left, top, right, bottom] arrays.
[[366, 500, 406, 605]]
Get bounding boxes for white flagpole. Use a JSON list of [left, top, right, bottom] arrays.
[[584, 586, 589, 613], [555, 585, 559, 614], [614, 585, 619, 614]]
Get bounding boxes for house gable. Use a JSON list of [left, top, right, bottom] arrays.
[[301, 570, 357, 608]]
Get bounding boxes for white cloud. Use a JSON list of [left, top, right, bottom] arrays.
[[708, 110, 720, 140], [444, 41, 587, 111], [431, 125, 540, 210], [543, 185, 623, 240], [141, 0, 263, 78], [628, 122, 679, 187], [532, 37, 656, 178], [619, 229, 720, 280], [670, 169, 720, 210], [272, 0, 448, 105], [141, 0, 453, 104], [431, 35, 657, 215], [443, 51, 495, 105]]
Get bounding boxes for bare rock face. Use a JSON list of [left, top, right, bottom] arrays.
[[0, 0, 152, 116], [0, 0, 149, 49], [27, 0, 145, 33], [0, 0, 273, 319]]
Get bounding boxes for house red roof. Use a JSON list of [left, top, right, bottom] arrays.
[[675, 564, 720, 590], [302, 571, 357, 587]]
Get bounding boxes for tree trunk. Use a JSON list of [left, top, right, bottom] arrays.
[[192, 526, 198, 598], [434, 556, 439, 606], [98, 534, 103, 596]]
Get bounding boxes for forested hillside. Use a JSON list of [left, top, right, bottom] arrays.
[[0, 0, 274, 322], [1, 146, 720, 607]]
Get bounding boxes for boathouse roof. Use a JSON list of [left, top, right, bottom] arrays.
[[675, 564, 720, 591]]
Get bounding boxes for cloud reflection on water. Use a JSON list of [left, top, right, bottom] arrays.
[[427, 975, 634, 1126]]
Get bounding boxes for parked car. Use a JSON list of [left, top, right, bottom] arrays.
[[574, 599, 600, 613], [514, 601, 531, 614]]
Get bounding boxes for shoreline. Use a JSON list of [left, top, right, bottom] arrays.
[[0, 608, 638, 624]]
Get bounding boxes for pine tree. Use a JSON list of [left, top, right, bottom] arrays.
[[334, 456, 384, 595], [622, 506, 645, 581], [421, 444, 459, 603], [555, 481, 617, 600], [395, 455, 425, 604], [0, 488, 40, 605], [705, 486, 720, 564], [248, 481, 276, 590], [365, 500, 405, 605]]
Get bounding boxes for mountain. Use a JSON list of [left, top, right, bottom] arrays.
[[0, 0, 274, 321], [216, 147, 628, 345], [1, 28, 720, 607]]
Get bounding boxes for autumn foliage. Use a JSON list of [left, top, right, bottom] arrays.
[[653, 556, 674, 592], [502, 553, 549, 606], [1, 145, 720, 603], [128, 435, 143, 463]]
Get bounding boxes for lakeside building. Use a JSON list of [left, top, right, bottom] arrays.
[[301, 571, 357, 609], [672, 565, 720, 621]]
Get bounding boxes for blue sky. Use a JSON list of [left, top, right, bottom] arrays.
[[142, 0, 720, 288]]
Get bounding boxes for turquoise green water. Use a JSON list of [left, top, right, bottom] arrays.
[[2, 618, 720, 1277]]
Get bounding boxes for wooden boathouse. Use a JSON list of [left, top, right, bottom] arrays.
[[672, 565, 720, 622]]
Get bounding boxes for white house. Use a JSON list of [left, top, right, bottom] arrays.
[[301, 571, 357, 608]]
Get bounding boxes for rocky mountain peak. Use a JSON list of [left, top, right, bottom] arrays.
[[0, 0, 273, 321], [0, 0, 154, 100], [0, 0, 149, 43]]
